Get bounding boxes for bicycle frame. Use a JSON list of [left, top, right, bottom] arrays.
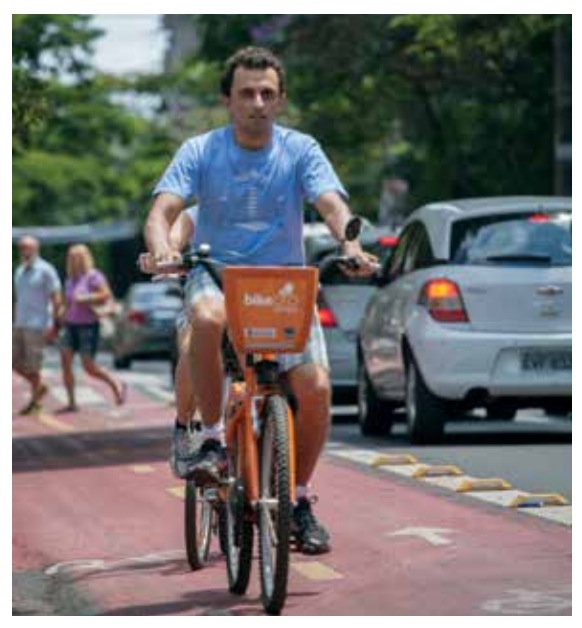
[[224, 353, 296, 506], [220, 265, 317, 508]]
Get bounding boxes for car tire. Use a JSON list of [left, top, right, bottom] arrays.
[[113, 355, 132, 370], [486, 401, 517, 421], [405, 356, 447, 445], [357, 361, 394, 436], [544, 398, 572, 417]]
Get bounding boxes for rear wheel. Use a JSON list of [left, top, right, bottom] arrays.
[[184, 480, 213, 570], [224, 444, 253, 595], [405, 357, 447, 444], [357, 361, 394, 436], [258, 395, 292, 616]]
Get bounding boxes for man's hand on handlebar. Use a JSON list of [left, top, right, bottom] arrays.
[[338, 241, 380, 277], [138, 250, 183, 275]]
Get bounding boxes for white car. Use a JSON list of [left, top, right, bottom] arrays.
[[358, 196, 572, 443]]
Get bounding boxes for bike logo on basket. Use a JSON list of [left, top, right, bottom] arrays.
[[243, 283, 299, 309]]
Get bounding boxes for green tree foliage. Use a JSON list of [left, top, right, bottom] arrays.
[[186, 14, 568, 217], [12, 14, 174, 227], [13, 14, 569, 232]]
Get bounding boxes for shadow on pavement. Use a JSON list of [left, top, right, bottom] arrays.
[[12, 425, 171, 474]]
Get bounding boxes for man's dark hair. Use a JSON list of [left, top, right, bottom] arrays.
[[220, 46, 286, 97]]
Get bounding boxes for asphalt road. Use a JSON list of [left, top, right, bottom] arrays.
[[330, 409, 572, 502]]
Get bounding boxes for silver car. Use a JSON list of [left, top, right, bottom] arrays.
[[112, 282, 183, 369], [358, 197, 572, 443], [313, 228, 399, 402]]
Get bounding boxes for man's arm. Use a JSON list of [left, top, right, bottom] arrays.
[[314, 191, 378, 275], [314, 191, 354, 243], [169, 210, 195, 252], [46, 290, 63, 342], [144, 192, 187, 260]]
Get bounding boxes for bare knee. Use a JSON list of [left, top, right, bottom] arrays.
[[189, 300, 225, 338], [81, 357, 99, 376], [289, 366, 331, 415]]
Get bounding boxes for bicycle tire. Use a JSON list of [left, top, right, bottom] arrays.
[[224, 446, 254, 594], [185, 480, 213, 571], [258, 394, 292, 615]]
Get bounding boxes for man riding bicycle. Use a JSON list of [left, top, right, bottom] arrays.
[[144, 46, 376, 555]]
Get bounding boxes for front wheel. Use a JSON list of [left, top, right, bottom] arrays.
[[258, 394, 293, 615]]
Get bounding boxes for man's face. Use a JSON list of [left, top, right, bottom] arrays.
[[223, 67, 285, 142], [19, 237, 39, 264]]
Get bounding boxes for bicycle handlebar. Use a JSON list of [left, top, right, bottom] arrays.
[[138, 214, 370, 278], [318, 254, 381, 276]]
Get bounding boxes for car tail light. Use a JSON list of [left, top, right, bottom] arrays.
[[317, 291, 338, 328], [528, 213, 551, 223], [378, 235, 399, 247], [419, 279, 469, 323], [127, 310, 147, 325]]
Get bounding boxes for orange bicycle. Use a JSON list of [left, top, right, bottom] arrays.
[[149, 217, 363, 615]]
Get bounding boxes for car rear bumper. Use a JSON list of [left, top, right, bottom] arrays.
[[410, 318, 572, 400], [115, 328, 175, 360]]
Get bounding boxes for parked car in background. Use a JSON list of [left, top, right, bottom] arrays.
[[310, 225, 399, 402], [112, 281, 183, 370], [358, 197, 572, 443]]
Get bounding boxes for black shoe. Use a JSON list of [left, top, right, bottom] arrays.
[[188, 439, 226, 486], [18, 400, 41, 416], [291, 497, 331, 555]]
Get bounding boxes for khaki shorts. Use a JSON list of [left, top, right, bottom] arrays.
[[182, 267, 329, 373], [12, 327, 45, 374]]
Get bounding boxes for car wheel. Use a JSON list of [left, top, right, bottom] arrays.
[[486, 401, 517, 421], [357, 361, 394, 436], [405, 357, 447, 445], [544, 398, 571, 417], [113, 355, 132, 370]]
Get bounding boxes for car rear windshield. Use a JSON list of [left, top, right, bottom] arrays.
[[450, 211, 572, 267]]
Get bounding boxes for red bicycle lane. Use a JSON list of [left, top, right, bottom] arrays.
[[12, 375, 571, 615]]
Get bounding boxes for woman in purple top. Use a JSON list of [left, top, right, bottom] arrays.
[[58, 244, 126, 412]]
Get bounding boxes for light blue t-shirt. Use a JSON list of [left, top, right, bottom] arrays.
[[14, 257, 61, 329], [184, 205, 199, 248], [153, 124, 347, 266]]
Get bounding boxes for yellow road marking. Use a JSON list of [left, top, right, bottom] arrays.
[[456, 478, 512, 492], [371, 453, 418, 467], [167, 486, 185, 499], [291, 561, 343, 581], [102, 447, 122, 457], [413, 464, 463, 478], [37, 413, 75, 433], [129, 464, 155, 474], [510, 493, 569, 508]]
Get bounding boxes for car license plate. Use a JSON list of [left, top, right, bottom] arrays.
[[151, 310, 176, 321], [521, 350, 571, 371]]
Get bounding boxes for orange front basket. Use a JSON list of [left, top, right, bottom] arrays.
[[223, 266, 318, 354]]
